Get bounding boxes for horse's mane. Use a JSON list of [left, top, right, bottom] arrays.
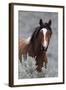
[[30, 26, 41, 43]]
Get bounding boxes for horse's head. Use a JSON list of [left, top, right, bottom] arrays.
[[30, 19, 52, 55], [38, 19, 52, 52]]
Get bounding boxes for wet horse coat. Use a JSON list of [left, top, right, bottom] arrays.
[[19, 19, 52, 72]]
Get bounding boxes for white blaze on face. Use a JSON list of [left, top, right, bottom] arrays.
[[41, 28, 48, 48]]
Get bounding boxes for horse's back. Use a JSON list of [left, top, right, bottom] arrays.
[[19, 37, 31, 62], [19, 37, 31, 52]]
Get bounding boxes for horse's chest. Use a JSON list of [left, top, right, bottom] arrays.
[[36, 51, 46, 61]]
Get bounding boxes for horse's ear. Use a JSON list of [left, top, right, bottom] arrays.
[[39, 19, 43, 26], [48, 19, 52, 26]]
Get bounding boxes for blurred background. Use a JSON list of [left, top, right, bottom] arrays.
[[18, 11, 58, 79]]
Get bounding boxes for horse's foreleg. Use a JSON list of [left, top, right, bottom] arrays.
[[45, 56, 48, 69], [36, 61, 44, 72]]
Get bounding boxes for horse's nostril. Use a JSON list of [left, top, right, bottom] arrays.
[[43, 47, 45, 51], [41, 45, 47, 51], [43, 46, 47, 51], [44, 47, 47, 51], [41, 45, 44, 51]]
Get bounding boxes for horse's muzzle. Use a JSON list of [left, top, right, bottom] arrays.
[[41, 45, 48, 52]]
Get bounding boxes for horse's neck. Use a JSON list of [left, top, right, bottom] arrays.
[[28, 42, 41, 57], [26, 36, 44, 57], [24, 36, 35, 57], [28, 43, 35, 57]]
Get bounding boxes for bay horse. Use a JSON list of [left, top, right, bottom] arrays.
[[19, 19, 52, 72]]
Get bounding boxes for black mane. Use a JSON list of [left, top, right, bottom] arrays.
[[30, 26, 41, 42]]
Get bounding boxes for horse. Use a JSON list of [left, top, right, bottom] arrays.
[[19, 19, 52, 72]]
